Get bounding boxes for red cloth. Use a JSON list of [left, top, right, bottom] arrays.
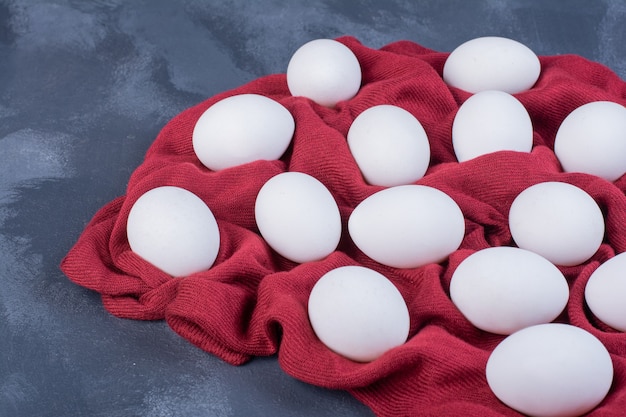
[[61, 37, 626, 416]]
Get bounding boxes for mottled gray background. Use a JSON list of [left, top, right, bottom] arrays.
[[0, 1, 624, 416]]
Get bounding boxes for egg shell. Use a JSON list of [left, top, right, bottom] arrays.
[[452, 90, 533, 162], [308, 265, 410, 362], [192, 94, 295, 171], [486, 323, 613, 417], [554, 101, 626, 182], [348, 185, 465, 268], [126, 186, 220, 277], [287, 38, 362, 107], [443, 36, 541, 94], [254, 172, 341, 263], [450, 246, 569, 335], [347, 104, 431, 186], [585, 252, 626, 332], [508, 181, 605, 266]]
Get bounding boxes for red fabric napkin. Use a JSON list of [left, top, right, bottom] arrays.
[[61, 36, 626, 416]]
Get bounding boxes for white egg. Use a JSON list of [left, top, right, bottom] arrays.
[[452, 90, 533, 162], [486, 323, 613, 417], [443, 36, 541, 94], [347, 105, 431, 186], [450, 246, 569, 335], [287, 38, 362, 107], [585, 252, 626, 332], [255, 172, 341, 263], [127, 186, 220, 277], [308, 265, 410, 362], [348, 185, 465, 268], [554, 101, 626, 182], [509, 182, 605, 266], [192, 94, 295, 171]]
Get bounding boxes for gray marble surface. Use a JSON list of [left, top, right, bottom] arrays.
[[0, 1, 624, 416]]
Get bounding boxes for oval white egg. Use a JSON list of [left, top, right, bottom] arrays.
[[452, 90, 533, 162], [348, 185, 465, 268], [443, 36, 541, 94], [486, 323, 613, 417], [192, 94, 295, 171], [127, 186, 220, 277], [287, 38, 362, 107], [255, 172, 341, 263], [308, 265, 410, 362], [509, 182, 605, 266], [554, 101, 626, 182], [450, 246, 568, 335], [585, 252, 626, 332], [347, 104, 431, 186]]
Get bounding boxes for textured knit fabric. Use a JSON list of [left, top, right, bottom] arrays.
[[61, 37, 626, 416]]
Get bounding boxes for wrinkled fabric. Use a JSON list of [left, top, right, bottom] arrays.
[[61, 37, 626, 416]]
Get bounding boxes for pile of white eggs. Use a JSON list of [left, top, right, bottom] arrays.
[[125, 36, 626, 417]]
